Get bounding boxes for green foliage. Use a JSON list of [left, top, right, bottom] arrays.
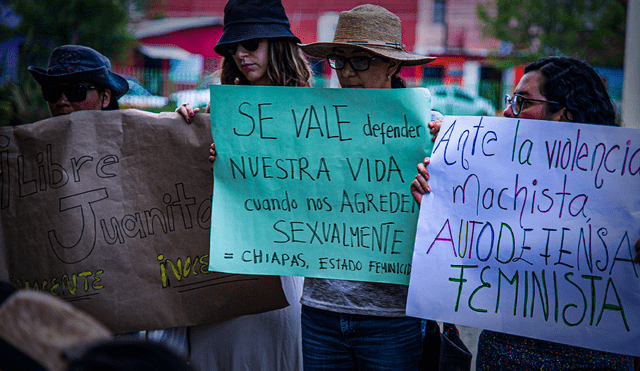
[[8, 0, 141, 68], [129, 103, 177, 113], [0, 80, 49, 126], [477, 0, 626, 67], [1, 0, 153, 125]]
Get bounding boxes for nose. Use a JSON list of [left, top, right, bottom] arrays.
[[503, 104, 514, 118], [235, 45, 249, 58], [57, 92, 71, 105], [340, 62, 356, 78]]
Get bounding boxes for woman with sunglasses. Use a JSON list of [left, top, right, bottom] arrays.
[[412, 56, 634, 371], [175, 0, 310, 122], [298, 5, 437, 370], [178, 1, 311, 371]]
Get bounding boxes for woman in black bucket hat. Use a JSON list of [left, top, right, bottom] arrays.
[[176, 0, 311, 121], [178, 1, 310, 371]]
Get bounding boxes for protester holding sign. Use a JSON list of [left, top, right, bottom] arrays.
[[5, 45, 124, 203], [298, 5, 436, 370], [411, 56, 634, 370], [476, 56, 634, 370], [177, 1, 312, 370]]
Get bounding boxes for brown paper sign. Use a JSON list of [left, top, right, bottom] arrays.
[[0, 109, 288, 334]]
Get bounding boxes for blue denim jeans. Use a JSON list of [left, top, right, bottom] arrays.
[[301, 305, 423, 371]]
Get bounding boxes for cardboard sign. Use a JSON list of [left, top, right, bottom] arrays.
[[0, 109, 288, 334], [208, 85, 433, 285], [407, 116, 640, 356]]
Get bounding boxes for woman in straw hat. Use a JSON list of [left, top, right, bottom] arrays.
[[301, 4, 434, 90], [176, 1, 311, 370], [298, 5, 436, 370]]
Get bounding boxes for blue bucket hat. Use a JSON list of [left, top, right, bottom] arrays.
[[28, 45, 129, 101], [214, 0, 301, 56]]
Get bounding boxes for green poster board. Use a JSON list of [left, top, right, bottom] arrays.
[[209, 85, 432, 284]]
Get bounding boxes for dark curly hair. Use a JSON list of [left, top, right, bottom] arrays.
[[524, 57, 617, 126]]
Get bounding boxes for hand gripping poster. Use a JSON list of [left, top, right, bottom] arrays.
[[406, 116, 640, 356], [0, 109, 288, 334], [207, 85, 433, 285]]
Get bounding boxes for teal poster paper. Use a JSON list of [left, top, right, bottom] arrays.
[[209, 85, 432, 285]]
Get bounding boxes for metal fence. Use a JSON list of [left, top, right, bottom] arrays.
[[115, 68, 508, 112], [421, 78, 507, 113], [114, 67, 210, 98]]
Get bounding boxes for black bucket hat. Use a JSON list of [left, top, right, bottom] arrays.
[[214, 0, 301, 56], [28, 45, 129, 101]]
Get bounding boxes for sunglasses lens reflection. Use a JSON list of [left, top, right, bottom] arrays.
[[326, 56, 374, 71], [350, 57, 369, 71], [513, 96, 522, 115], [327, 56, 344, 70]]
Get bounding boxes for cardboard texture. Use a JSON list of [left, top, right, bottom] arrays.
[[0, 109, 288, 334]]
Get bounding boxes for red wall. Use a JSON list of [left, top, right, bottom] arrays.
[[140, 25, 224, 58], [151, 0, 418, 51]]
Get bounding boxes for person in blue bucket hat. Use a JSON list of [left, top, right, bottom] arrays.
[[28, 45, 128, 117]]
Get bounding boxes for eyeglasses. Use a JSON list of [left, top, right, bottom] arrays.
[[41, 84, 98, 103], [326, 55, 385, 72], [219, 39, 261, 57], [505, 94, 560, 116]]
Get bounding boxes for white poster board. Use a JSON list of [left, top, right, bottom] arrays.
[[407, 116, 640, 357]]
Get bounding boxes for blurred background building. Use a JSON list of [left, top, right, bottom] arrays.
[[124, 0, 508, 108], [0, 0, 628, 124]]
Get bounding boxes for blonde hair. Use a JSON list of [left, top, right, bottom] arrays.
[[219, 38, 312, 87]]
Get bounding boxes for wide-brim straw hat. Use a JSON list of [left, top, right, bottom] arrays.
[[300, 4, 435, 67], [0, 290, 112, 371]]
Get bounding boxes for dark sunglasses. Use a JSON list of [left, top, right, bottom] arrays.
[[219, 39, 261, 57], [41, 84, 98, 103], [326, 55, 385, 72]]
